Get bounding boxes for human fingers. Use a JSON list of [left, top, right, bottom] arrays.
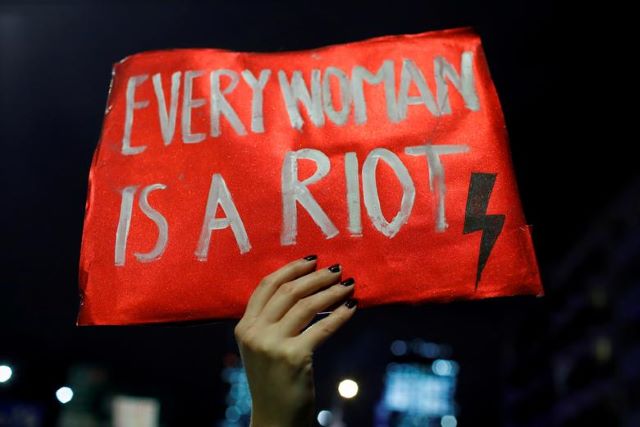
[[242, 255, 318, 319], [278, 278, 355, 336], [295, 298, 357, 351], [259, 263, 342, 323]]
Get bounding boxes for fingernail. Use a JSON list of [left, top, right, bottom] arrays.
[[303, 254, 317, 261], [340, 278, 355, 287], [345, 298, 358, 309], [328, 264, 341, 273]]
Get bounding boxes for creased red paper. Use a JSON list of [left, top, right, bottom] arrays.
[[78, 27, 542, 325]]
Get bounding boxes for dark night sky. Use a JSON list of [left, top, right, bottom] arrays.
[[0, 1, 631, 425]]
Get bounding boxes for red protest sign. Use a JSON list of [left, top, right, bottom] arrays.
[[78, 28, 542, 326]]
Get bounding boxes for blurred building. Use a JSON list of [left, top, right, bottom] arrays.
[[504, 178, 640, 427], [375, 340, 459, 427]]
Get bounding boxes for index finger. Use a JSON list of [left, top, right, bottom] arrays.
[[242, 255, 318, 319], [296, 299, 357, 351]]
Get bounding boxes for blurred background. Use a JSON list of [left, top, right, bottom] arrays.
[[1, 0, 636, 426]]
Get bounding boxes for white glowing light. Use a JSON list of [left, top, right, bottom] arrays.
[[0, 365, 12, 383], [441, 415, 457, 427], [338, 379, 359, 399], [317, 409, 333, 426], [433, 359, 458, 376], [56, 386, 74, 404]]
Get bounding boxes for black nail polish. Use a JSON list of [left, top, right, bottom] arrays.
[[345, 298, 358, 309], [303, 254, 317, 261], [341, 278, 355, 287], [328, 264, 341, 273]]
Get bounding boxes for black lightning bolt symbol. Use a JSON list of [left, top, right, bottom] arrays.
[[463, 173, 505, 289]]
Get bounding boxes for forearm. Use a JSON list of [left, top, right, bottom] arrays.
[[236, 256, 356, 427]]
